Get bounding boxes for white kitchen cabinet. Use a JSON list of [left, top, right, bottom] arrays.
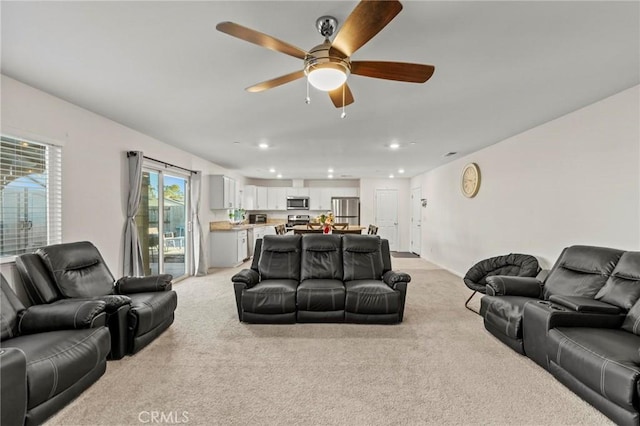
[[256, 186, 268, 210], [210, 229, 248, 267], [243, 185, 256, 210], [309, 188, 332, 210], [267, 187, 287, 210], [209, 175, 237, 210], [286, 187, 310, 197], [237, 230, 248, 264], [331, 187, 359, 198]]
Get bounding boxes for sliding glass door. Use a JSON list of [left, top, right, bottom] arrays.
[[136, 168, 189, 279]]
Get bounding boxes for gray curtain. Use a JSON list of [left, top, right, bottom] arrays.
[[190, 171, 207, 275], [123, 151, 144, 276]]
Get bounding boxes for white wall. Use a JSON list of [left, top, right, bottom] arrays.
[[360, 178, 411, 251], [1, 75, 244, 275], [411, 85, 640, 276]]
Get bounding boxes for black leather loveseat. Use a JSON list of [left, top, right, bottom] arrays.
[[481, 245, 640, 425], [0, 275, 111, 426], [16, 241, 177, 358], [232, 234, 410, 324]]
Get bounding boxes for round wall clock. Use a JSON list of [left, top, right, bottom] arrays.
[[461, 163, 481, 198]]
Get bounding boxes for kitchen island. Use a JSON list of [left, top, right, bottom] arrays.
[[292, 225, 366, 235]]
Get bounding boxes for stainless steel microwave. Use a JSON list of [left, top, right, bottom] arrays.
[[286, 196, 309, 210]]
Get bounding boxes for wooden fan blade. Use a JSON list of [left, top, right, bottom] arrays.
[[245, 70, 306, 93], [331, 0, 403, 57], [216, 22, 307, 60], [328, 83, 355, 108], [351, 61, 435, 83]]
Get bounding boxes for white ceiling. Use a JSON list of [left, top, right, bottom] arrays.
[[2, 1, 638, 179]]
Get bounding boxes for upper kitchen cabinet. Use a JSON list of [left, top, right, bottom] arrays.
[[309, 188, 331, 210], [243, 185, 256, 210], [286, 187, 310, 197], [267, 187, 287, 210], [255, 186, 268, 210], [331, 187, 359, 197], [209, 175, 237, 210]]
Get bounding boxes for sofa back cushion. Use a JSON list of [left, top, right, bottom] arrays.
[[300, 234, 343, 281], [596, 251, 640, 311], [1, 275, 25, 341], [342, 235, 383, 281], [37, 241, 115, 298], [543, 245, 624, 300], [258, 235, 302, 280], [16, 253, 60, 304]]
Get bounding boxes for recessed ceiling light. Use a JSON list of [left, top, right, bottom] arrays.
[[389, 143, 400, 150], [328, 168, 334, 173], [328, 174, 333, 179], [259, 143, 269, 149], [276, 174, 282, 178], [398, 169, 405, 174], [389, 174, 394, 179], [269, 168, 276, 173]]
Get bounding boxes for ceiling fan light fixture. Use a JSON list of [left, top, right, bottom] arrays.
[[306, 63, 349, 92]]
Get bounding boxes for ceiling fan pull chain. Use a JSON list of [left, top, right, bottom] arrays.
[[305, 78, 311, 104], [340, 85, 347, 119]]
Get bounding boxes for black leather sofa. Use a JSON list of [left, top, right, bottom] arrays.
[[480, 245, 640, 425], [232, 234, 410, 324], [0, 275, 111, 426], [16, 241, 177, 358]]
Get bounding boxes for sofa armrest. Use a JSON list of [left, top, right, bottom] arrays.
[[92, 294, 132, 312], [232, 269, 260, 288], [548, 295, 621, 314], [115, 274, 173, 294], [1, 348, 27, 426], [485, 276, 542, 297], [19, 299, 107, 334], [383, 271, 411, 289]]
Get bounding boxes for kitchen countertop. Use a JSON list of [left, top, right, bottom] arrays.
[[209, 221, 285, 232]]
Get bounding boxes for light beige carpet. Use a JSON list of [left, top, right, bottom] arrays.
[[48, 258, 611, 425]]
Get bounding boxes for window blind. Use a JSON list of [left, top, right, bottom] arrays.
[[0, 135, 62, 258]]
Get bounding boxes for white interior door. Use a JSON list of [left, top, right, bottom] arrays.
[[375, 189, 398, 251], [411, 187, 421, 255]]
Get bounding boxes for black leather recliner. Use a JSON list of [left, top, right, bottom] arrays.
[[16, 241, 177, 357], [0, 275, 111, 426], [480, 245, 623, 354], [480, 245, 640, 425], [232, 234, 410, 324]]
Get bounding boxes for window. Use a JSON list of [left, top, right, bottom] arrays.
[[0, 135, 62, 259]]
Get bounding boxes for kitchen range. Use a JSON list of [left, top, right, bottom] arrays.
[[286, 214, 310, 231]]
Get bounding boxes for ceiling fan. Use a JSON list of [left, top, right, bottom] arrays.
[[216, 0, 435, 110]]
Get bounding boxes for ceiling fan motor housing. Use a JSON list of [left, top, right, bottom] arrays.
[[304, 40, 351, 78]]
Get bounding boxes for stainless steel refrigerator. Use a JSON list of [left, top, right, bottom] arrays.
[[331, 197, 360, 226]]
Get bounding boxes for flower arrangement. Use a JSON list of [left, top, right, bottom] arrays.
[[315, 212, 334, 234]]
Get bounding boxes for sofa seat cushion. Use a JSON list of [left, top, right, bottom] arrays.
[[298, 279, 345, 311], [242, 279, 298, 314], [548, 327, 640, 410], [344, 280, 398, 314], [128, 291, 178, 335], [481, 295, 534, 339], [1, 327, 110, 409]]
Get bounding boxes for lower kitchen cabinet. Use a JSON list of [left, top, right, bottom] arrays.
[[210, 229, 248, 267]]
